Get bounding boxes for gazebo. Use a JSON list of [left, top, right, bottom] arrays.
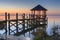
[[30, 4, 48, 27], [31, 5, 47, 16], [31, 5, 48, 34]]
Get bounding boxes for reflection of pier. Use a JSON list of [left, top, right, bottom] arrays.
[[0, 5, 48, 36]]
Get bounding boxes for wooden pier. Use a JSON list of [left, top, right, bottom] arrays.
[[0, 13, 47, 35], [0, 5, 48, 36]]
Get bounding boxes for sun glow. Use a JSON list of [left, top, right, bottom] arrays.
[[0, 8, 30, 14]]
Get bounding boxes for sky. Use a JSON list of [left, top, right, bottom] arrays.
[[0, 0, 60, 15]]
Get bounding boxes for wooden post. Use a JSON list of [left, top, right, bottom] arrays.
[[22, 13, 25, 36], [16, 13, 18, 33], [39, 11, 41, 15], [8, 13, 10, 35], [5, 12, 7, 35], [32, 11, 35, 27], [29, 14, 31, 28], [29, 14, 31, 37], [34, 10, 35, 15], [36, 15, 38, 26], [26, 15, 28, 29]]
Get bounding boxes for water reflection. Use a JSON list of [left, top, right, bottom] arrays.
[[47, 16, 60, 36]]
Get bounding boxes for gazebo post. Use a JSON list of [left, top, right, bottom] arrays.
[[34, 10, 35, 15], [42, 11, 45, 15], [43, 11, 46, 18], [38, 10, 41, 16], [31, 11, 33, 14]]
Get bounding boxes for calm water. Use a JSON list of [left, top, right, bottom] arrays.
[[47, 16, 60, 35], [0, 15, 60, 40]]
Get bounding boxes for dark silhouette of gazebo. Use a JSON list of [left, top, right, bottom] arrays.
[[30, 4, 48, 28], [31, 5, 48, 38], [31, 4, 47, 16]]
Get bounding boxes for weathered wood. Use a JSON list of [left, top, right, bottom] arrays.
[[0, 13, 47, 35], [5, 12, 7, 35], [22, 14, 25, 30], [14, 25, 40, 36], [8, 13, 10, 35], [22, 13, 25, 36], [16, 13, 18, 33]]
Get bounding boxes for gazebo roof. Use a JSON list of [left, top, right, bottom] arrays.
[[31, 5, 47, 11]]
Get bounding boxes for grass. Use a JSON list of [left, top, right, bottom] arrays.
[[33, 25, 60, 40]]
